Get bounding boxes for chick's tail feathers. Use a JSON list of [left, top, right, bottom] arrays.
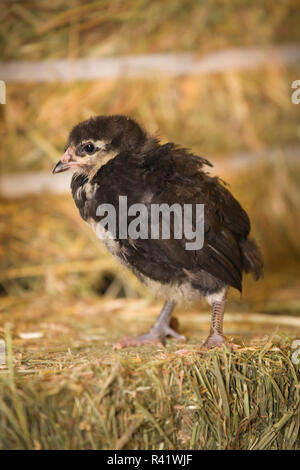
[[240, 238, 264, 280]]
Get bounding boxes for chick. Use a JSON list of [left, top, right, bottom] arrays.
[[53, 115, 263, 349]]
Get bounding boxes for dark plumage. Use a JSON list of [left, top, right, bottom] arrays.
[[53, 115, 263, 349]]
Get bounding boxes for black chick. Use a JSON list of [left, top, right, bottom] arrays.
[[53, 115, 263, 349]]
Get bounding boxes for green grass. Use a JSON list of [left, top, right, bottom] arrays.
[[0, 325, 299, 450]]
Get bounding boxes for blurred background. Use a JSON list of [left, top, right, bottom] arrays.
[[1, 0, 300, 341]]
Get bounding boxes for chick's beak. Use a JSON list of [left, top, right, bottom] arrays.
[[52, 149, 79, 174]]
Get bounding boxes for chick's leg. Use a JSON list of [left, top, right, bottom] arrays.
[[203, 292, 226, 349], [114, 301, 186, 349]]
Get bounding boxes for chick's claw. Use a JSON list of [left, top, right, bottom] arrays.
[[113, 327, 186, 350]]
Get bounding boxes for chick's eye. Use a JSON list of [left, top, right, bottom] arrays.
[[83, 143, 95, 154]]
